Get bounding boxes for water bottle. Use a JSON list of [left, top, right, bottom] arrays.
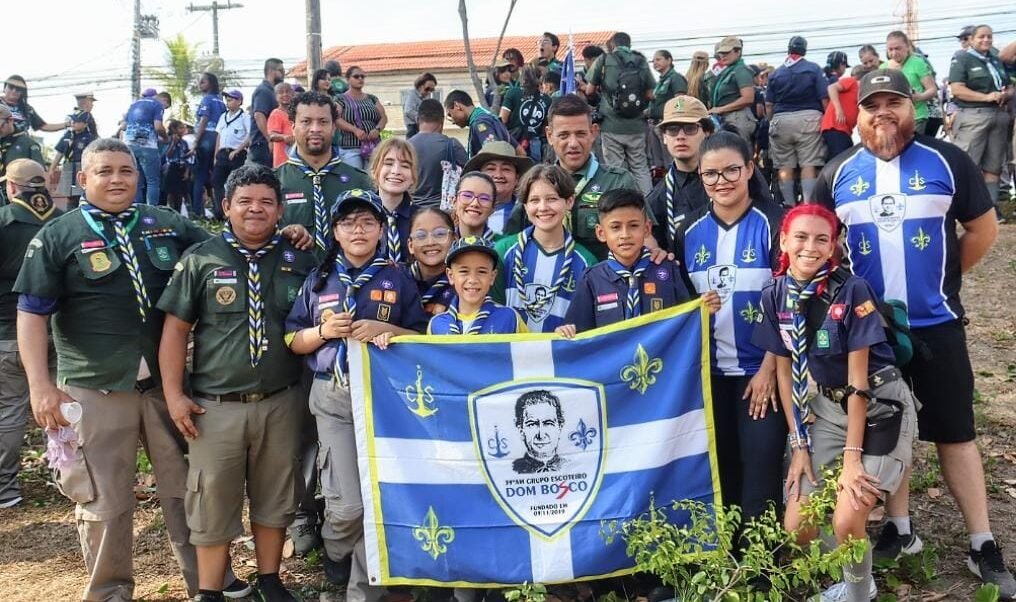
[[60, 401, 83, 425]]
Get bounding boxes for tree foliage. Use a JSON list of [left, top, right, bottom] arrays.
[[146, 34, 240, 123]]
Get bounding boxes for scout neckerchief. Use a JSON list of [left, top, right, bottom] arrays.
[[783, 54, 804, 68], [287, 151, 343, 254], [785, 262, 831, 444], [607, 248, 653, 319], [654, 67, 675, 98], [664, 163, 681, 245], [410, 262, 450, 305], [711, 59, 746, 108], [80, 202, 148, 321], [10, 190, 56, 221], [445, 296, 494, 335], [966, 48, 1005, 90], [512, 226, 575, 318], [467, 106, 497, 127], [333, 250, 389, 384], [381, 198, 406, 263], [222, 228, 282, 367]]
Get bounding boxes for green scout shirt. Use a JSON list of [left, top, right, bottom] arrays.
[[0, 192, 62, 340], [0, 133, 45, 204], [13, 205, 210, 391], [587, 49, 655, 134], [276, 151, 373, 258], [949, 50, 1006, 108], [503, 156, 641, 260], [711, 60, 754, 109], [157, 235, 314, 395], [649, 68, 690, 120], [885, 55, 934, 119]]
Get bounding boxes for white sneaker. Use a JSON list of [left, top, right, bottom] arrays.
[[0, 496, 22, 509], [810, 578, 877, 601]]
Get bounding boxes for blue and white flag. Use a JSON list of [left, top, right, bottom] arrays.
[[350, 300, 719, 586], [561, 32, 577, 96]]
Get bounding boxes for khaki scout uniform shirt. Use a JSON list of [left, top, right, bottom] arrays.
[[14, 206, 209, 390], [157, 235, 314, 395]]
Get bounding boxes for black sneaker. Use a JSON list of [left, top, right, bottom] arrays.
[[289, 521, 322, 556], [223, 577, 253, 599], [967, 540, 1016, 600], [872, 522, 924, 562], [323, 553, 352, 586], [254, 574, 298, 602]]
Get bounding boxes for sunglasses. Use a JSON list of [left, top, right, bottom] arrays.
[[350, 74, 366, 80], [661, 123, 702, 137]]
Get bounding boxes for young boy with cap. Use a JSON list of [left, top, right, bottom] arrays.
[[284, 188, 428, 598], [556, 189, 718, 336], [424, 236, 527, 335], [49, 111, 96, 208], [158, 163, 315, 602]]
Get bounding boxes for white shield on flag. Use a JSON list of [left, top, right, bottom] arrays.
[[868, 193, 906, 232], [468, 379, 606, 539]]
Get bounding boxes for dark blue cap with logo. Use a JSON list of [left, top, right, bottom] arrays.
[[331, 188, 385, 221], [446, 236, 499, 267]]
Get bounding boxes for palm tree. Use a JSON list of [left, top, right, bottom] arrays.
[[147, 34, 240, 123]]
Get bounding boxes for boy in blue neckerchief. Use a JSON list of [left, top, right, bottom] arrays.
[[557, 189, 718, 337]]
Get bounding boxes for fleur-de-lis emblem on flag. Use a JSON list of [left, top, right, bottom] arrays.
[[413, 506, 454, 560], [911, 227, 931, 251], [569, 418, 598, 451], [740, 300, 763, 324], [694, 244, 711, 266], [620, 344, 663, 395], [849, 176, 869, 196]]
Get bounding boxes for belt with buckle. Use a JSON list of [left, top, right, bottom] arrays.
[[135, 377, 158, 394], [818, 366, 903, 402], [193, 385, 292, 404]]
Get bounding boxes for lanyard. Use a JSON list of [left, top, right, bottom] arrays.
[[80, 206, 140, 247], [572, 155, 600, 200]]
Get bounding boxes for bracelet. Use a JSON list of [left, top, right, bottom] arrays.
[[843, 446, 864, 454], [317, 323, 327, 341]]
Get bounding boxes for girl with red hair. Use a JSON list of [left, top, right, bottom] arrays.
[[753, 203, 919, 602]]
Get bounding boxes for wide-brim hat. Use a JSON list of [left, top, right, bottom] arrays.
[[658, 95, 710, 128], [4, 75, 27, 90], [462, 140, 534, 175]]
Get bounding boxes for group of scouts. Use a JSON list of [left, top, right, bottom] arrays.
[[0, 62, 1013, 602]]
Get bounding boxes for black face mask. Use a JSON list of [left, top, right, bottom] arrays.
[[14, 188, 54, 218]]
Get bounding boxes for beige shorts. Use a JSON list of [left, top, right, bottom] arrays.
[[769, 110, 827, 168], [952, 106, 1011, 175], [800, 378, 919, 497], [186, 386, 304, 546], [721, 107, 758, 148]]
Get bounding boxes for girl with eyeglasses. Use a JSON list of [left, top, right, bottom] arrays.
[[452, 171, 498, 242], [492, 165, 596, 333], [674, 131, 787, 525], [406, 207, 457, 315]]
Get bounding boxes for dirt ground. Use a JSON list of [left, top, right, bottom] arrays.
[[1, 227, 1014, 602]]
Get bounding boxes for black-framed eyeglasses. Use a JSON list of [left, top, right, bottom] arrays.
[[700, 165, 745, 185], [661, 123, 702, 137]]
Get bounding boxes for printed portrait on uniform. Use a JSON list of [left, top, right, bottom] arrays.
[[469, 381, 605, 537], [522, 283, 554, 323], [707, 264, 737, 303], [869, 193, 906, 232]]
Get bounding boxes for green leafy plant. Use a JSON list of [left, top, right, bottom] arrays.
[[975, 583, 1001, 602], [875, 546, 938, 588], [504, 582, 548, 602], [602, 466, 867, 601]]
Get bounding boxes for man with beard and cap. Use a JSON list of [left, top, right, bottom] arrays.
[[0, 159, 60, 509], [462, 140, 533, 236], [251, 58, 286, 167], [812, 69, 1015, 599]]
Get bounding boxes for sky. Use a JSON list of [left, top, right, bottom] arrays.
[[8, 0, 1016, 146]]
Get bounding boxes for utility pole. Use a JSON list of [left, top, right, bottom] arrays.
[[895, 0, 920, 44], [131, 0, 160, 99], [306, 0, 322, 88], [186, 1, 244, 56]]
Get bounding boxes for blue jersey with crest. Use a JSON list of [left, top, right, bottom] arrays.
[[813, 135, 993, 328], [676, 202, 783, 376]]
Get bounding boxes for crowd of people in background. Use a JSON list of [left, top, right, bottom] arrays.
[[0, 21, 1015, 602]]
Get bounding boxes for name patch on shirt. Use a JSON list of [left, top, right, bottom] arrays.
[[285, 193, 307, 204], [213, 278, 238, 284], [318, 293, 340, 303], [597, 293, 619, 303], [214, 269, 237, 278], [80, 239, 106, 251]]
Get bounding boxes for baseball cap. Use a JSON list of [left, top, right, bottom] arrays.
[[957, 25, 976, 39], [142, 88, 157, 97], [7, 159, 48, 188], [857, 69, 912, 105], [826, 51, 850, 69], [223, 89, 243, 102], [70, 110, 91, 123], [715, 36, 742, 53], [658, 95, 710, 127], [331, 188, 385, 222], [788, 36, 808, 55], [446, 236, 499, 267]]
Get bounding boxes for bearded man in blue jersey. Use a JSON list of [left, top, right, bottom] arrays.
[[812, 69, 1013, 598]]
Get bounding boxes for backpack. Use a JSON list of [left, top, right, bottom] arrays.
[[804, 268, 929, 367], [606, 52, 648, 119]]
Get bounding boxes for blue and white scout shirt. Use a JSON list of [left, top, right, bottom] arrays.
[[676, 201, 783, 376], [492, 227, 597, 333], [812, 135, 993, 328]]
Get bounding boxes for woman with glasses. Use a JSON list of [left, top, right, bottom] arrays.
[[452, 171, 498, 242], [404, 73, 437, 139], [1, 75, 66, 135], [674, 130, 787, 525], [368, 138, 418, 263], [335, 66, 387, 169]]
